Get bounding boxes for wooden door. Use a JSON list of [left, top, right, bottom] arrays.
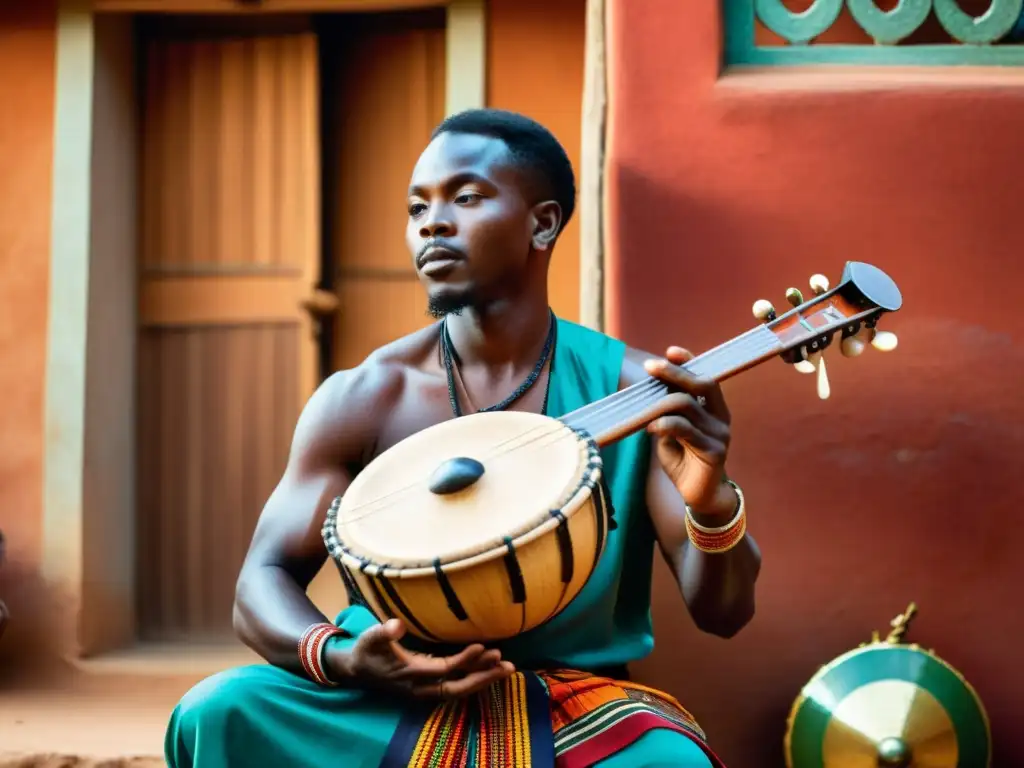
[[301, 11, 447, 618], [136, 31, 322, 641], [326, 11, 446, 371]]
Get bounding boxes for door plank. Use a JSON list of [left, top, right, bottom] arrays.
[[137, 31, 321, 639], [140, 275, 306, 327]]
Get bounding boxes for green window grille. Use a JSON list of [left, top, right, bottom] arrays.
[[724, 0, 1024, 66]]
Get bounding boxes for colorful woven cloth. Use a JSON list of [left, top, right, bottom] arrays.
[[380, 669, 726, 768]]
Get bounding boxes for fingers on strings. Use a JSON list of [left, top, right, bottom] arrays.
[[644, 352, 724, 400], [648, 414, 728, 458]]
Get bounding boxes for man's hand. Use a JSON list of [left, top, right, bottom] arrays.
[[643, 346, 736, 519], [328, 618, 515, 699]]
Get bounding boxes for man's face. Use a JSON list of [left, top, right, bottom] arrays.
[[406, 132, 535, 317]]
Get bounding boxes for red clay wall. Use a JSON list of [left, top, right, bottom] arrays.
[[0, 2, 57, 671], [606, 2, 1021, 765]]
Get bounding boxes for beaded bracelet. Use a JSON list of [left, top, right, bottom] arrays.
[[684, 480, 747, 554], [299, 622, 345, 686]]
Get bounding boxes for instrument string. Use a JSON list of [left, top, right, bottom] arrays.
[[336, 380, 670, 526], [334, 426, 578, 526], [332, 330, 781, 526], [336, 375, 680, 525], [563, 325, 777, 425], [562, 325, 779, 431], [334, 377, 676, 527], [331, 421, 571, 523]]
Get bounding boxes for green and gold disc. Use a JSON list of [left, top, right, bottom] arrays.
[[785, 604, 991, 768]]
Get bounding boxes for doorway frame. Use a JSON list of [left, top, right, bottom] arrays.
[[45, 0, 606, 659]]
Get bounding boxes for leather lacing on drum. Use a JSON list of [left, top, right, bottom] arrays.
[[433, 559, 469, 622], [549, 509, 575, 584], [321, 427, 617, 639], [374, 569, 443, 642], [334, 558, 366, 608], [533, 439, 617, 629]]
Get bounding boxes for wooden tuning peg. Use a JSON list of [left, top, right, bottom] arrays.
[[794, 357, 816, 374], [871, 330, 898, 352], [809, 274, 829, 295], [752, 299, 776, 323], [815, 353, 830, 400], [841, 327, 872, 357], [785, 288, 804, 307], [794, 348, 830, 399], [841, 335, 866, 357]]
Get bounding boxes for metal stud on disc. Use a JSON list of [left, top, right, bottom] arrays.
[[785, 644, 991, 768]]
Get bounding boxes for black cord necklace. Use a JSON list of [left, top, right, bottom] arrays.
[[440, 309, 557, 418]]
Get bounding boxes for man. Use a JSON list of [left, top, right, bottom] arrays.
[[166, 108, 761, 767]]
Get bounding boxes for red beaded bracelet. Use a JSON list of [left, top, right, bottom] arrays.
[[684, 481, 748, 554], [299, 622, 345, 686]]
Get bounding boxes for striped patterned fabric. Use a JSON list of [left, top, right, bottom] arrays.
[[382, 669, 726, 768]]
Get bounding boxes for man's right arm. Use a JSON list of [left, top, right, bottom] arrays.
[[232, 366, 392, 674]]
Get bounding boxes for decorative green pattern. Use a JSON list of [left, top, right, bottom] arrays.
[[786, 646, 990, 768], [754, 0, 844, 44], [847, 0, 931, 44], [933, 0, 1024, 44], [724, 0, 1024, 66]]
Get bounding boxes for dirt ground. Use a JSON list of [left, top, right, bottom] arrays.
[[0, 758, 163, 767], [0, 570, 258, 768], [1, 664, 194, 768]]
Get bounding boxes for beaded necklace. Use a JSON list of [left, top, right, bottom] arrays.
[[440, 310, 557, 418]]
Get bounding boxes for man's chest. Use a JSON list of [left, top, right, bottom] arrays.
[[368, 371, 554, 463]]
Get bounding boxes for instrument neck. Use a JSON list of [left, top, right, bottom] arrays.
[[559, 324, 782, 446]]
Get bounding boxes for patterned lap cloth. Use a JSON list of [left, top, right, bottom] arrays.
[[380, 669, 727, 768]]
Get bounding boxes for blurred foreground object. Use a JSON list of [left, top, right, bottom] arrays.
[[0, 530, 8, 641], [784, 603, 991, 767]]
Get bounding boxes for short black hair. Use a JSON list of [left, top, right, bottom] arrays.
[[431, 108, 577, 235]]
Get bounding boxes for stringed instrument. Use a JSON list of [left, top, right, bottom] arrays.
[[322, 261, 903, 644]]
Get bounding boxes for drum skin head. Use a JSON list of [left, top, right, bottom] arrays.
[[335, 410, 589, 568]]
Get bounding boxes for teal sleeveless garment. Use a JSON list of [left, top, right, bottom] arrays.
[[164, 317, 713, 768], [494, 316, 656, 670]]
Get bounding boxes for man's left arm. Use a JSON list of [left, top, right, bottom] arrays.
[[645, 452, 761, 638], [624, 347, 762, 639]]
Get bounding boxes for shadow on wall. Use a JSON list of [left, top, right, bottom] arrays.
[[0, 532, 7, 643], [604, 163, 834, 357], [0, 533, 76, 686], [611, 163, 1018, 765], [609, 166, 801, 766]]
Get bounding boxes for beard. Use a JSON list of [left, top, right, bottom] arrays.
[[426, 288, 473, 319]]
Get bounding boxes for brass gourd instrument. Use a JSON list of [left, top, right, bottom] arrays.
[[785, 603, 991, 768]]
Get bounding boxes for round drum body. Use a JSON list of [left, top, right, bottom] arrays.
[[321, 411, 611, 644], [785, 641, 991, 768]]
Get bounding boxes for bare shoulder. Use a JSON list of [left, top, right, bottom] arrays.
[[292, 324, 441, 466], [619, 345, 660, 389]]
